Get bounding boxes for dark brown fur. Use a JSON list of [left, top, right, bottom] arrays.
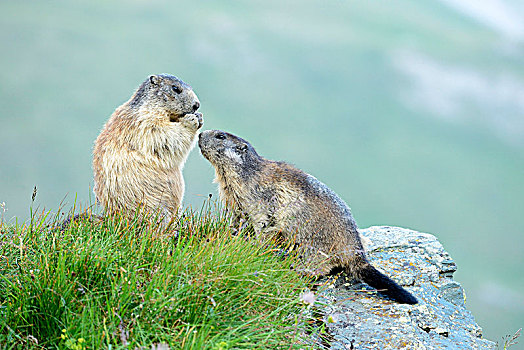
[[199, 130, 417, 304]]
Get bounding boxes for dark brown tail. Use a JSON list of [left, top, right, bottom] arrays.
[[358, 264, 418, 304]]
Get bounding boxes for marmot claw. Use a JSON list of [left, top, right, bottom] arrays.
[[181, 112, 203, 129]]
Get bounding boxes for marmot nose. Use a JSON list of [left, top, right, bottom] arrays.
[[192, 101, 200, 111]]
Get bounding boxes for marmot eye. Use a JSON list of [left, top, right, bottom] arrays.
[[172, 85, 183, 94], [215, 134, 226, 140]]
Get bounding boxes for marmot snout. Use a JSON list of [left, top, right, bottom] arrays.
[[93, 74, 203, 221]]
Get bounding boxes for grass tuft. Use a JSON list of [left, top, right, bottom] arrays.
[[0, 202, 319, 349]]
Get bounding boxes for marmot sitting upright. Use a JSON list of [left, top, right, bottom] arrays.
[[198, 130, 417, 304], [93, 74, 203, 220]]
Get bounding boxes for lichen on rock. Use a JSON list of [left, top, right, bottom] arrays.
[[315, 226, 496, 349]]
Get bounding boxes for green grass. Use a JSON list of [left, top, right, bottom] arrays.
[[0, 203, 319, 349]]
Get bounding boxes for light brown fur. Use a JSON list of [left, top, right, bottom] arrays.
[[93, 74, 202, 221]]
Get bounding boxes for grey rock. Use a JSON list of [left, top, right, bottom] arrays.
[[314, 226, 496, 349]]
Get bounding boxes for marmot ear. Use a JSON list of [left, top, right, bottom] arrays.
[[149, 75, 160, 86]]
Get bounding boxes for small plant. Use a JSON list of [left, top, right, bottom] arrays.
[[500, 328, 521, 349], [61, 329, 85, 350], [29, 186, 37, 233], [0, 201, 6, 223]]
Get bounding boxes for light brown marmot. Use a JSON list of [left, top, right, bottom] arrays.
[[93, 74, 203, 220], [198, 130, 417, 304]]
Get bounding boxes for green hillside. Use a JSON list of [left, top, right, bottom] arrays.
[[1, 0, 523, 341]]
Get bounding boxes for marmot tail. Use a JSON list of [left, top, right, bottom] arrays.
[[358, 263, 418, 304]]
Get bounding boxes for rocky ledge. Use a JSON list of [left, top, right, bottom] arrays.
[[316, 226, 496, 349]]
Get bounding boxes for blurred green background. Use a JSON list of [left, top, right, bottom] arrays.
[[1, 0, 523, 342]]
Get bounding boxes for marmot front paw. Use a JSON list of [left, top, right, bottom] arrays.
[[180, 112, 203, 130]]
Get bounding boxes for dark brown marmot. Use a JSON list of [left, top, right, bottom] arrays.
[[198, 130, 417, 304]]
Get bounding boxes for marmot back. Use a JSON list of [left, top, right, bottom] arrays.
[[93, 74, 203, 220], [198, 130, 417, 304]]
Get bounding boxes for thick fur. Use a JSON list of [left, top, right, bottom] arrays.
[[199, 130, 417, 304], [93, 74, 202, 221]]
